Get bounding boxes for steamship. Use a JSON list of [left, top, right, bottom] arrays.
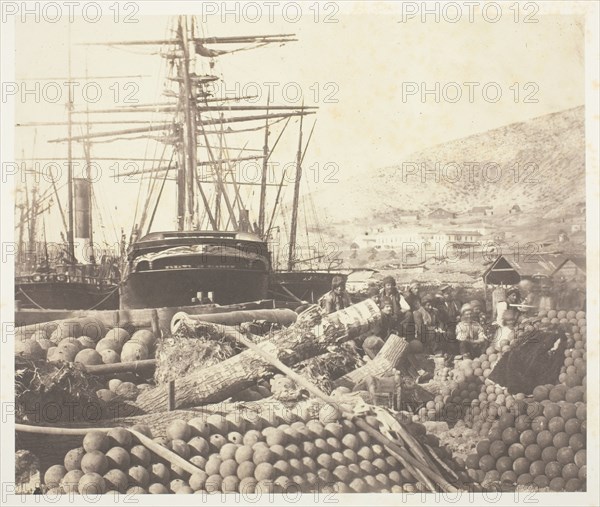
[[15, 178, 120, 311]]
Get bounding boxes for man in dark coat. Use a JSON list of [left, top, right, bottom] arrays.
[[319, 275, 352, 314], [439, 284, 461, 323], [434, 284, 461, 348], [378, 276, 413, 337], [413, 294, 444, 353], [362, 296, 395, 359], [405, 282, 421, 311]]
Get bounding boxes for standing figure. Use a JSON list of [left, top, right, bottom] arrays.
[[496, 287, 521, 326], [435, 285, 461, 349], [492, 309, 517, 349], [362, 296, 395, 359], [378, 276, 413, 338], [405, 282, 421, 311], [439, 285, 462, 322], [456, 304, 488, 357], [469, 300, 487, 325], [413, 294, 443, 353], [366, 285, 381, 305], [537, 278, 556, 313], [319, 275, 352, 314], [518, 279, 537, 317], [491, 286, 506, 322], [568, 279, 586, 312]]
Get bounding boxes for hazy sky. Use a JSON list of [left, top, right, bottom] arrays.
[[12, 2, 586, 247]]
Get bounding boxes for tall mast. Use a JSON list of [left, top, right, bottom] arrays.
[[43, 20, 310, 240], [66, 25, 75, 261], [42, 216, 49, 263], [84, 53, 95, 264], [287, 113, 304, 271], [28, 183, 38, 250], [17, 193, 25, 269], [180, 15, 197, 230], [215, 113, 224, 228], [258, 91, 270, 237]]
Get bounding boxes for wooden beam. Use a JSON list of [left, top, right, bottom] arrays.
[[48, 124, 171, 143], [48, 111, 314, 143], [71, 96, 260, 113], [17, 120, 166, 127], [81, 34, 297, 46]]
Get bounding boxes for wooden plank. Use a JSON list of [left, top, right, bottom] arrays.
[[84, 359, 156, 375]]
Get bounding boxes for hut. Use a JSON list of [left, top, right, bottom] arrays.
[[509, 204, 522, 214], [482, 253, 570, 286], [482, 256, 521, 286], [428, 208, 457, 219], [470, 206, 494, 216], [552, 256, 586, 281]]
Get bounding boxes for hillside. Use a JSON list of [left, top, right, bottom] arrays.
[[314, 106, 585, 225]]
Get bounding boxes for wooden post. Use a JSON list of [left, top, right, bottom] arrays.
[[483, 279, 488, 312], [167, 381, 176, 411], [150, 309, 161, 338]]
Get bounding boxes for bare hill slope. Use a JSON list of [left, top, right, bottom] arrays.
[[315, 106, 585, 223]]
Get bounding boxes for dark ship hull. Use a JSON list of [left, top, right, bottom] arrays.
[[15, 277, 119, 311], [120, 231, 271, 309], [121, 268, 269, 309]]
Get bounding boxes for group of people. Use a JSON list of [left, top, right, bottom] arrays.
[[320, 275, 528, 359]]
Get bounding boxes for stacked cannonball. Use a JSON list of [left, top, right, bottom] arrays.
[[141, 415, 412, 494], [463, 394, 586, 491], [461, 309, 587, 492], [470, 344, 505, 381], [420, 356, 504, 425], [41, 413, 465, 494], [24, 324, 156, 368], [43, 425, 156, 495], [556, 311, 586, 389], [17, 318, 104, 361], [18, 323, 158, 407]]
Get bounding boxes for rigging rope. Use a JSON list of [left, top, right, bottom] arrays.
[[17, 284, 120, 312], [280, 202, 290, 269], [306, 177, 326, 263], [17, 288, 46, 310], [138, 140, 169, 234], [302, 194, 312, 269], [85, 286, 120, 311], [130, 37, 170, 242]]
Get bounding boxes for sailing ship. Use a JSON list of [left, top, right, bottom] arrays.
[[15, 42, 121, 311], [43, 16, 342, 310]]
